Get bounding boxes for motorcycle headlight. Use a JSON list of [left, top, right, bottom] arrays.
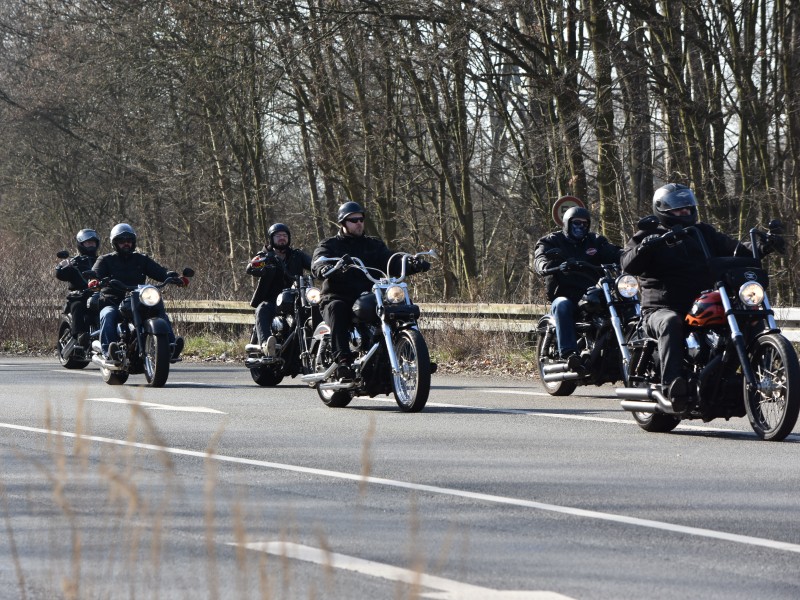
[[305, 287, 321, 305], [139, 285, 162, 307], [616, 274, 639, 299], [739, 281, 764, 307], [385, 285, 406, 304]]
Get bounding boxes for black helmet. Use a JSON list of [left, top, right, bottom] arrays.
[[110, 223, 137, 254], [76, 228, 100, 257], [562, 206, 591, 241], [653, 183, 698, 227], [268, 222, 291, 249], [336, 201, 366, 223]]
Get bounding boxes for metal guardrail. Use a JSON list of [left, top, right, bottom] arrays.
[[164, 300, 800, 341]]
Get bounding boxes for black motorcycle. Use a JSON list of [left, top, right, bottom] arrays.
[[301, 250, 437, 412], [244, 274, 322, 386], [88, 268, 193, 387], [617, 221, 800, 441], [55, 250, 99, 369], [536, 252, 641, 396]]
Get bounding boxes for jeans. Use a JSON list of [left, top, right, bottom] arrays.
[[551, 296, 578, 357], [253, 301, 277, 344], [99, 303, 175, 355]]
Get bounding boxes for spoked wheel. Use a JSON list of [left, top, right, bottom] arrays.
[[625, 327, 680, 433], [251, 366, 284, 387], [745, 333, 800, 441], [392, 329, 431, 412], [314, 338, 353, 408], [144, 333, 171, 387], [57, 320, 89, 369], [535, 324, 577, 396]]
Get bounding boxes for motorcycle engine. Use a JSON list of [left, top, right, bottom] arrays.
[[271, 317, 289, 336], [349, 327, 363, 352]]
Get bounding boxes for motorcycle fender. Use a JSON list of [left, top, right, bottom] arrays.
[[145, 317, 171, 336], [311, 321, 330, 341], [536, 314, 554, 333]]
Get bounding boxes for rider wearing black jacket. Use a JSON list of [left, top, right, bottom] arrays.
[[311, 201, 430, 379], [92, 223, 185, 361], [247, 223, 312, 355], [55, 229, 100, 344], [534, 206, 621, 366], [621, 183, 781, 410]]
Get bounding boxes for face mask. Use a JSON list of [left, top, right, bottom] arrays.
[[569, 221, 588, 240]]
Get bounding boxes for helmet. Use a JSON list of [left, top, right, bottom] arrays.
[[562, 206, 591, 241], [685, 291, 725, 327], [268, 223, 291, 249], [653, 183, 698, 227], [337, 201, 366, 223], [110, 223, 137, 254], [75, 228, 100, 257]]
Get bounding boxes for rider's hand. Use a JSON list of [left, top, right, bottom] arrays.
[[339, 254, 353, 266], [250, 255, 266, 268], [411, 258, 431, 273], [559, 257, 577, 273], [58, 259, 71, 269], [640, 234, 665, 252]]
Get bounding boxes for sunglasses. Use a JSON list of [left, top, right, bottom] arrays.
[[345, 217, 365, 223]]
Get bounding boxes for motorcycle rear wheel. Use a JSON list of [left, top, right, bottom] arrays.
[[392, 329, 431, 412], [144, 333, 170, 388], [535, 326, 577, 396], [745, 333, 800, 441], [102, 367, 129, 385], [251, 366, 284, 387], [57, 320, 89, 370]]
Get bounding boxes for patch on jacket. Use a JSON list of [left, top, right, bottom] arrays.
[[585, 247, 598, 256]]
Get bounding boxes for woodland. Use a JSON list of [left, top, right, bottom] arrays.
[[1, 0, 799, 307]]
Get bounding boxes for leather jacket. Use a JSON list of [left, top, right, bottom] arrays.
[[247, 246, 312, 308]]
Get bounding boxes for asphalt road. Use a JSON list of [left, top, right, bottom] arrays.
[[1, 356, 799, 599]]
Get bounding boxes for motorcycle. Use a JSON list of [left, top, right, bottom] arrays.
[[244, 275, 322, 386], [301, 250, 438, 412], [55, 250, 99, 369], [535, 251, 642, 395], [616, 221, 800, 441], [88, 268, 194, 387]]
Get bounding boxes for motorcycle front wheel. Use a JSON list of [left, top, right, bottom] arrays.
[[535, 325, 577, 396], [144, 333, 171, 388], [745, 333, 800, 441], [57, 319, 89, 369], [392, 329, 431, 412]]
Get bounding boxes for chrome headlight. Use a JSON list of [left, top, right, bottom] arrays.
[[305, 287, 321, 305], [139, 285, 162, 307], [385, 285, 406, 304], [616, 274, 639, 299], [739, 281, 764, 307]]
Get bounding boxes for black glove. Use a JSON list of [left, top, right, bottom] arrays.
[[412, 258, 431, 273], [559, 257, 577, 273], [763, 233, 786, 255], [639, 234, 665, 252]]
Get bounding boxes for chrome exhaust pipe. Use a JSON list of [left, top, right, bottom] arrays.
[[542, 362, 570, 375], [616, 387, 676, 414], [318, 381, 357, 391], [542, 371, 582, 382], [300, 362, 338, 385], [91, 354, 123, 371], [620, 400, 658, 413]]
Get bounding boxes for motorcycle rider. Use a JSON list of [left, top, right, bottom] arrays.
[[621, 183, 784, 411], [247, 222, 312, 356], [534, 206, 621, 372], [311, 201, 431, 380], [55, 228, 101, 346], [91, 223, 187, 362]]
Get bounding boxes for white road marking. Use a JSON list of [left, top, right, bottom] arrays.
[[232, 541, 572, 600], [86, 397, 226, 414], [1, 421, 800, 554]]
